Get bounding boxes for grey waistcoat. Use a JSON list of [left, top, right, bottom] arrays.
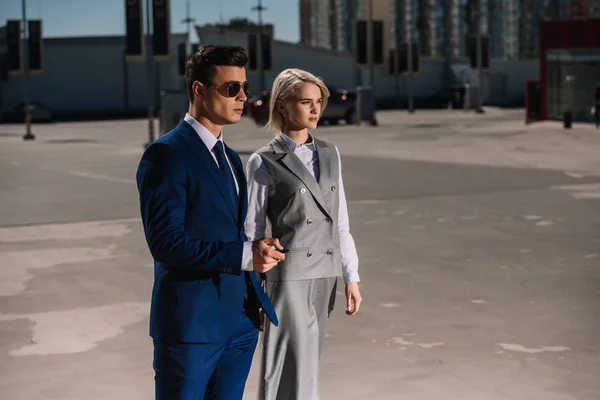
[[256, 133, 342, 281]]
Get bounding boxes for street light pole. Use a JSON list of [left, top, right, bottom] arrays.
[[392, 26, 400, 108], [368, 0, 375, 90], [145, 0, 155, 148], [407, 16, 414, 113], [476, 4, 483, 113], [252, 0, 267, 91], [181, 0, 195, 54], [22, 0, 34, 140]]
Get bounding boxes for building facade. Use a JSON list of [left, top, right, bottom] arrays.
[[300, 0, 390, 55], [301, 0, 600, 62], [486, 0, 520, 60], [299, 0, 334, 49]]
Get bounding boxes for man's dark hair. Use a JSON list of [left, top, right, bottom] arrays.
[[184, 45, 248, 101]]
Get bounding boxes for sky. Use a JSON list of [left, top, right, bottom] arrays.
[[1, 0, 300, 43]]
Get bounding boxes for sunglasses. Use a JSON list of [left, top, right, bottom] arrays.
[[205, 81, 250, 98]]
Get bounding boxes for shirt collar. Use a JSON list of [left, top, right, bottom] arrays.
[[184, 113, 223, 150], [280, 132, 315, 152]]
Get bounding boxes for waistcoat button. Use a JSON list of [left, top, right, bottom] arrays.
[[300, 188, 307, 194], [326, 249, 333, 256], [307, 251, 312, 258], [307, 219, 313, 225], [331, 185, 336, 191]]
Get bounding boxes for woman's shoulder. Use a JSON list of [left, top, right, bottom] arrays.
[[247, 142, 279, 168], [313, 135, 334, 148], [313, 136, 339, 154]]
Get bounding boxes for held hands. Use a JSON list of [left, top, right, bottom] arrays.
[[345, 282, 362, 315], [252, 237, 285, 273]]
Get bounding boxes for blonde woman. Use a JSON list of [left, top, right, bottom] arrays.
[[245, 68, 362, 399]]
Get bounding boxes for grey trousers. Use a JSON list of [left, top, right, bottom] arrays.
[[258, 277, 338, 400]]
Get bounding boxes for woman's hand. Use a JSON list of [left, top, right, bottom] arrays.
[[345, 282, 362, 316]]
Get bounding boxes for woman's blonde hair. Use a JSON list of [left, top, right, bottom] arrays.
[[266, 68, 330, 133]]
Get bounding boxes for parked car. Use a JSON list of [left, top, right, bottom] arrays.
[[246, 91, 270, 126], [320, 87, 356, 125], [246, 86, 355, 127]]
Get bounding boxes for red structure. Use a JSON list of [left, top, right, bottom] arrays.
[[539, 19, 600, 120]]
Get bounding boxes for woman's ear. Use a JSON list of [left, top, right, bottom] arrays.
[[277, 100, 286, 115]]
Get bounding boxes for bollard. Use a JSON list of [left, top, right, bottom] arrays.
[[563, 110, 572, 129]]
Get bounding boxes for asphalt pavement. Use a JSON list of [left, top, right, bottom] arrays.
[[1, 108, 599, 399]]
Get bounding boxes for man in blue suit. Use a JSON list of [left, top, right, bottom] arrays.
[[136, 45, 285, 400]]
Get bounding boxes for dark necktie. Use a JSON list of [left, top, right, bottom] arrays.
[[213, 141, 239, 207]]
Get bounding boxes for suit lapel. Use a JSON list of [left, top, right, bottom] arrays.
[[315, 139, 334, 213], [272, 134, 332, 219], [177, 120, 239, 221]]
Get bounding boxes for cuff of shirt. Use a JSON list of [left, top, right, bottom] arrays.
[[242, 241, 254, 272], [343, 271, 360, 284]]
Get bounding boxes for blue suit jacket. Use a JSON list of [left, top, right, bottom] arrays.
[[136, 120, 277, 343]]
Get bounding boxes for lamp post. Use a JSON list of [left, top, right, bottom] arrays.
[[22, 0, 34, 140], [251, 0, 267, 91], [144, 0, 155, 148], [181, 0, 195, 54], [406, 15, 415, 113]]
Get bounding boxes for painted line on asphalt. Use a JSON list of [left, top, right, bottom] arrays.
[[67, 171, 136, 184], [38, 166, 136, 184]]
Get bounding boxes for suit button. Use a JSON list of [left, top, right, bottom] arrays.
[[325, 217, 332, 223], [300, 188, 307, 194], [331, 185, 336, 191], [307, 251, 312, 258], [326, 249, 333, 256], [307, 219, 313, 225]]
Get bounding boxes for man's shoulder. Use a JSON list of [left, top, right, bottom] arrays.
[[152, 125, 190, 149], [140, 128, 191, 165]]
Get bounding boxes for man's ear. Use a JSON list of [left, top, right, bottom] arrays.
[[193, 81, 204, 98]]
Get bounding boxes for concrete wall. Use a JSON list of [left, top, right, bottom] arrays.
[[197, 27, 357, 91], [484, 59, 539, 106], [368, 59, 447, 104], [271, 41, 357, 89], [443, 58, 539, 107], [198, 26, 446, 105], [0, 24, 539, 117], [1, 34, 186, 117]]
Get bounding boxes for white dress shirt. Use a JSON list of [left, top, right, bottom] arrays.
[[183, 114, 253, 271], [245, 133, 360, 284]]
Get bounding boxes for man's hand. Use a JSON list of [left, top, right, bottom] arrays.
[[345, 282, 362, 315], [252, 238, 285, 273], [259, 310, 265, 331]]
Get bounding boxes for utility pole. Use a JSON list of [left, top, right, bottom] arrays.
[[368, 0, 375, 90], [476, 3, 483, 113], [181, 0, 195, 54], [251, 0, 267, 91], [145, 0, 154, 148], [393, 26, 400, 108], [22, 0, 34, 140], [407, 20, 414, 113]]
